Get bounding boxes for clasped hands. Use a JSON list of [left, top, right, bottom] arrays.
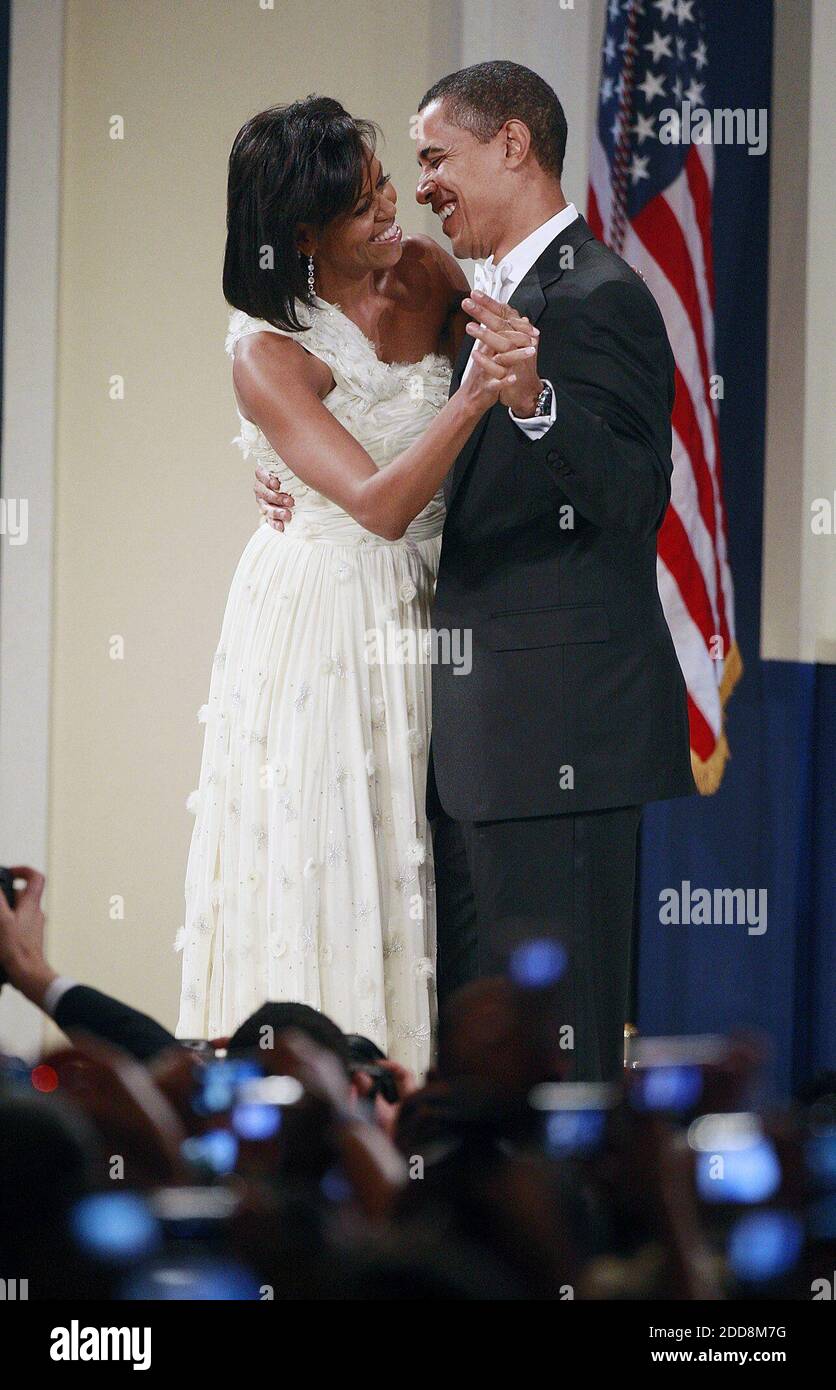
[[253, 290, 544, 531], [462, 290, 544, 419]]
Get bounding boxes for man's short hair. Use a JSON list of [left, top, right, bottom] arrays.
[[418, 61, 567, 179], [228, 1001, 350, 1072]]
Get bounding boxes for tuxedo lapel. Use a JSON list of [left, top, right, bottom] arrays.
[[507, 268, 546, 325], [516, 213, 596, 304]]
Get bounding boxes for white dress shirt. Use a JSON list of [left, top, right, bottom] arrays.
[[465, 202, 579, 437], [43, 975, 78, 1016]]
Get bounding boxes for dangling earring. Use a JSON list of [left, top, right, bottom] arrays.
[[307, 254, 315, 297]]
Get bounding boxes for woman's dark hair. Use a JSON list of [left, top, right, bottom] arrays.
[[223, 96, 379, 332]]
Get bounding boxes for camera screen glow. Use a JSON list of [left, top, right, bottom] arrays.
[[181, 1128, 239, 1175], [231, 1102, 282, 1141], [631, 1064, 703, 1113], [545, 1108, 607, 1157], [696, 1137, 781, 1204], [71, 1193, 161, 1261], [509, 938, 567, 989], [727, 1210, 803, 1282]]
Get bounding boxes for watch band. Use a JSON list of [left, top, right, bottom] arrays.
[[534, 381, 554, 418]]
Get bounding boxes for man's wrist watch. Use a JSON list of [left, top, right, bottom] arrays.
[[532, 380, 554, 417]]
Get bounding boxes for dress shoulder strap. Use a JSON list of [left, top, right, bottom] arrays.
[[225, 299, 400, 405], [224, 307, 307, 358]]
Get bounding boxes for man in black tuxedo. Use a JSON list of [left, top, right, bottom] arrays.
[[415, 62, 695, 1082]]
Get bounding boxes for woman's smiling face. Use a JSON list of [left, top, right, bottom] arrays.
[[309, 155, 403, 278]]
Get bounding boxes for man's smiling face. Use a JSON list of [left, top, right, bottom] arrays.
[[414, 99, 506, 261]]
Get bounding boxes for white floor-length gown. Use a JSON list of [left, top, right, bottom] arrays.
[[176, 298, 451, 1072]]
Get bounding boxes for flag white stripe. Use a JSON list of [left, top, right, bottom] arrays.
[[592, 139, 718, 494], [618, 221, 737, 644], [662, 167, 716, 380], [657, 558, 723, 734], [671, 425, 720, 631], [589, 134, 613, 239], [592, 139, 725, 650], [623, 228, 737, 653]]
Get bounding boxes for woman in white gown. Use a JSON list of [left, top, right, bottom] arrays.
[[176, 98, 522, 1071]]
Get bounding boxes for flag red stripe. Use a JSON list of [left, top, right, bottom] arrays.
[[658, 502, 717, 650], [672, 367, 731, 647], [687, 691, 718, 763], [590, 179, 730, 651], [632, 194, 718, 437], [684, 149, 731, 559], [587, 183, 604, 240], [686, 154, 731, 560], [685, 145, 716, 308], [632, 197, 729, 635]]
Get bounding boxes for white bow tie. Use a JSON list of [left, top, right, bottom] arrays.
[[472, 258, 514, 303]]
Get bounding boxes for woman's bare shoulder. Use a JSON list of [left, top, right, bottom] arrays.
[[399, 233, 469, 298], [232, 328, 333, 409], [395, 235, 468, 360]]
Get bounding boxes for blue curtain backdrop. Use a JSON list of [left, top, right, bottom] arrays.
[[638, 0, 835, 1099]]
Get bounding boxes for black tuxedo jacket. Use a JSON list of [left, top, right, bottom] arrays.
[[429, 214, 695, 821]]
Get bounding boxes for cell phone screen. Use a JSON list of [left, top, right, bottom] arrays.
[[192, 1058, 264, 1115], [629, 1063, 704, 1115], [695, 1135, 782, 1204], [529, 1082, 616, 1158]]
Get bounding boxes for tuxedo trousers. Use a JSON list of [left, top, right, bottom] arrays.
[[431, 802, 642, 1082]]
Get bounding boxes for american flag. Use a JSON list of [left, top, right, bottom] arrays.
[[588, 0, 741, 793]]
